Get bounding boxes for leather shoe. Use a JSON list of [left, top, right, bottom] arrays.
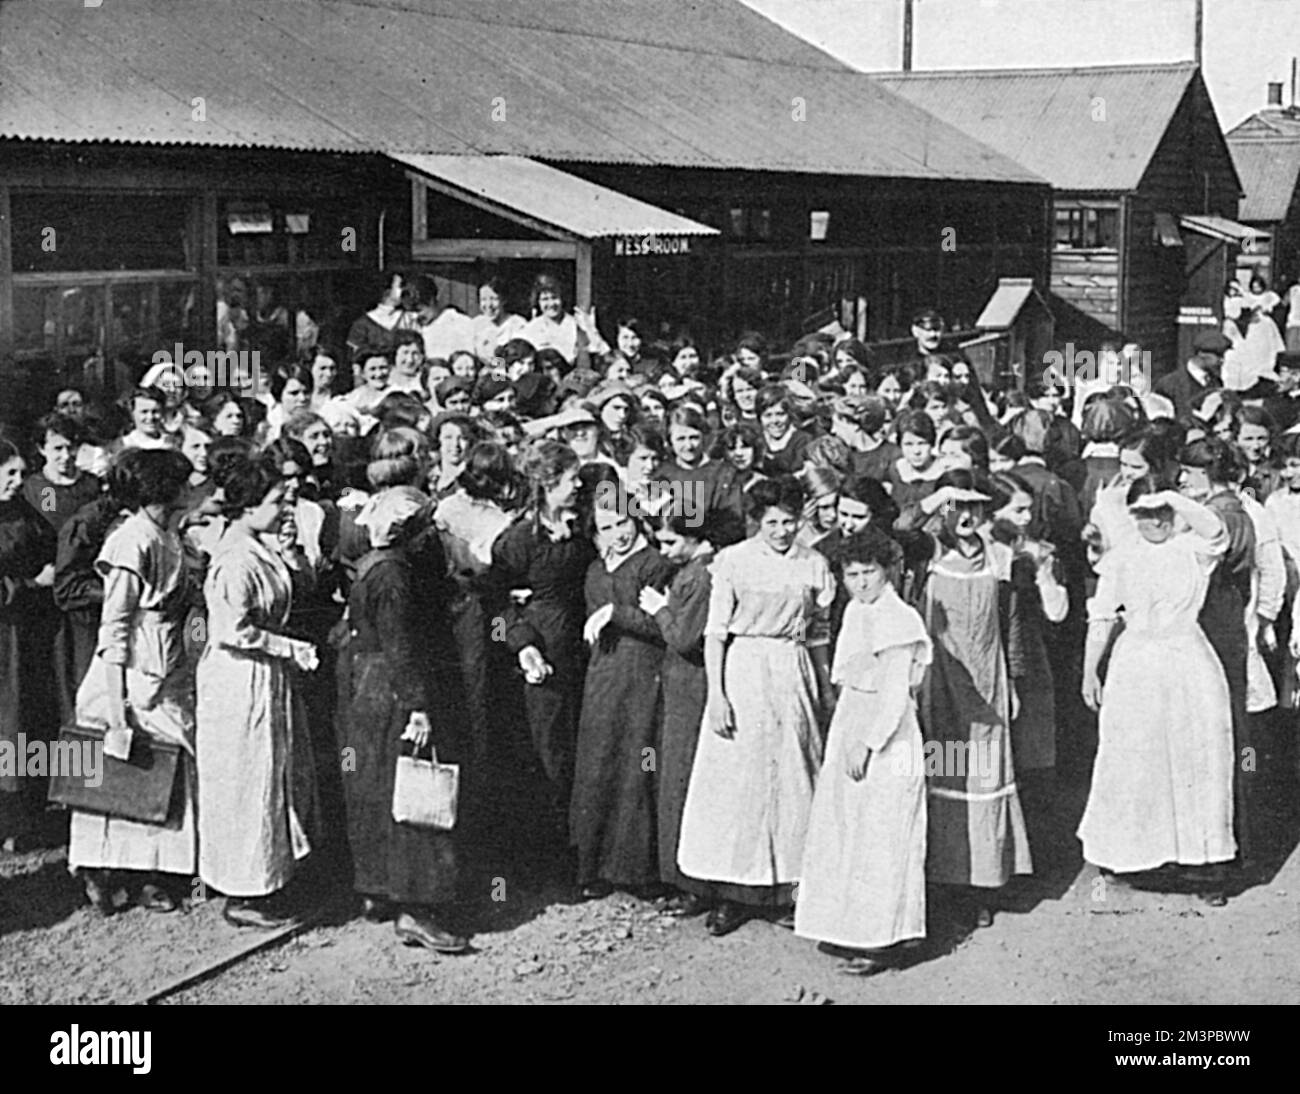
[[579, 881, 613, 901], [139, 883, 177, 914], [395, 912, 469, 954], [657, 892, 706, 917], [705, 900, 749, 937], [223, 898, 295, 930]]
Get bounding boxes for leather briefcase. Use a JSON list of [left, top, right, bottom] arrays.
[[46, 723, 185, 828]]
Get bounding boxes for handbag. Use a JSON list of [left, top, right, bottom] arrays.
[[46, 722, 185, 828], [391, 743, 459, 831]]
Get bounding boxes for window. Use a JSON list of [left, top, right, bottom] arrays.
[[1054, 206, 1119, 250], [11, 193, 191, 272], [726, 207, 772, 241]]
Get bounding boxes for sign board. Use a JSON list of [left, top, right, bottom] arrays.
[[612, 235, 692, 257]]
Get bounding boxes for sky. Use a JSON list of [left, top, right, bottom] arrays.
[[741, 0, 1300, 130]]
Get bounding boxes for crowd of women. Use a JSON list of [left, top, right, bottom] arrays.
[[1, 269, 1297, 975]]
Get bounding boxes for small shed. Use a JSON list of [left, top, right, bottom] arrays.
[[963, 278, 1055, 388]]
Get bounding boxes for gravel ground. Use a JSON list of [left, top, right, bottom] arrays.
[[3, 773, 1297, 1006]]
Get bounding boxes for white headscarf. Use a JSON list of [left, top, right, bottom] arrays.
[[354, 485, 427, 549]]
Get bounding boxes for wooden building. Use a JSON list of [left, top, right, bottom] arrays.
[[876, 64, 1246, 375], [1227, 106, 1300, 289], [0, 0, 1051, 418]]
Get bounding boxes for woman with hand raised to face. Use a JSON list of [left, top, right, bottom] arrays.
[[196, 452, 320, 930]]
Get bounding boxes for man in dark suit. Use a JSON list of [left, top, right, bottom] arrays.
[[1154, 329, 1229, 419], [1263, 353, 1300, 434]]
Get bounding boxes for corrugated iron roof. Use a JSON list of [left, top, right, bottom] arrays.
[[0, 0, 1043, 184], [874, 64, 1199, 192], [395, 154, 719, 239], [1229, 140, 1300, 222]]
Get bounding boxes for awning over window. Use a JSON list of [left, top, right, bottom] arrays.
[[1179, 214, 1270, 245], [392, 153, 718, 242]]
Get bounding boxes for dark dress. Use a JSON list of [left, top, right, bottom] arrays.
[[649, 552, 714, 893], [25, 473, 102, 725], [654, 459, 745, 527], [757, 429, 811, 477], [52, 497, 123, 726], [0, 498, 58, 837], [1201, 490, 1255, 858], [339, 548, 457, 906], [570, 544, 674, 888], [22, 472, 102, 535], [490, 515, 596, 858]]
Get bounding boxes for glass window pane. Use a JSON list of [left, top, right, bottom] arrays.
[[11, 193, 190, 272]]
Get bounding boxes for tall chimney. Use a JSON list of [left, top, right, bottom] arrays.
[[903, 0, 914, 72], [1194, 0, 1203, 66], [1269, 82, 1285, 106]]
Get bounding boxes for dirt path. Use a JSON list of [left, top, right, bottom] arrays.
[[4, 832, 1296, 1005]]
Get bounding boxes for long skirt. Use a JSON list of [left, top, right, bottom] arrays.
[[1078, 628, 1236, 872], [795, 694, 926, 950], [67, 658, 197, 875], [570, 636, 662, 887], [339, 651, 456, 906], [196, 647, 315, 898], [656, 652, 708, 893], [677, 636, 822, 900]]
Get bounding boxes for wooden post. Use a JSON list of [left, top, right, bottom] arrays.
[[0, 187, 12, 378], [575, 241, 593, 310], [197, 191, 218, 352], [903, 0, 914, 71]]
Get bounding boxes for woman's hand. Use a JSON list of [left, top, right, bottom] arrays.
[[289, 640, 319, 672], [400, 711, 432, 751], [1259, 621, 1277, 655], [518, 646, 552, 685], [583, 603, 614, 645], [847, 747, 871, 781], [638, 585, 668, 616], [705, 693, 736, 739], [277, 513, 299, 554], [1081, 670, 1103, 712], [31, 563, 55, 589]]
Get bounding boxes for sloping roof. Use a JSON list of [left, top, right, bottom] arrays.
[[395, 154, 718, 239], [976, 278, 1048, 329], [0, 0, 1042, 184], [873, 63, 1199, 191], [1227, 108, 1300, 140], [1179, 214, 1268, 244], [1228, 140, 1300, 222]]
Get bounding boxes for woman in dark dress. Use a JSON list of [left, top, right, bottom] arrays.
[[53, 458, 134, 736], [569, 487, 674, 899], [489, 440, 595, 882], [0, 438, 58, 847], [638, 508, 739, 915], [432, 442, 517, 850], [23, 413, 102, 726], [755, 387, 812, 477], [339, 486, 467, 954]]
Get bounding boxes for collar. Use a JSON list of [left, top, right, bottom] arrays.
[[1187, 360, 1210, 386]]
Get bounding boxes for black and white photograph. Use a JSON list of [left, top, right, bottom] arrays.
[[0, 0, 1297, 1035]]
